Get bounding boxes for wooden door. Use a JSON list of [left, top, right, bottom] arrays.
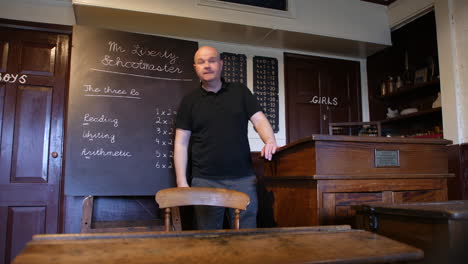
[[324, 60, 361, 126], [0, 26, 69, 264], [285, 54, 324, 141], [285, 53, 361, 143]]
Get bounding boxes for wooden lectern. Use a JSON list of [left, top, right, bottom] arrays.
[[259, 135, 453, 227]]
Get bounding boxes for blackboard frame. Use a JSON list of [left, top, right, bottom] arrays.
[[64, 25, 198, 196]]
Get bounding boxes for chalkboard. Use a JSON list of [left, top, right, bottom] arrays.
[[64, 26, 198, 195], [253, 56, 279, 133], [220, 52, 247, 86]]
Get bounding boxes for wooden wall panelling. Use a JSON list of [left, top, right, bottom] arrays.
[[447, 143, 468, 200], [462, 144, 468, 199], [448, 144, 462, 199]]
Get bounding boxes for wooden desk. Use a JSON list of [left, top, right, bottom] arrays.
[[13, 226, 422, 264], [354, 200, 468, 264], [260, 135, 453, 227]]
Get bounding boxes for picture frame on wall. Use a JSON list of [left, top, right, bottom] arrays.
[[414, 67, 428, 84]]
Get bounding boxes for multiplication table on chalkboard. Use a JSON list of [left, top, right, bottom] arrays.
[[220, 52, 247, 86], [253, 56, 279, 133]]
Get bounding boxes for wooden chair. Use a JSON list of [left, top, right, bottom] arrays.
[[155, 187, 250, 231]]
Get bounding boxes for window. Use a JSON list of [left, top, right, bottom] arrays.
[[198, 0, 295, 18], [218, 0, 287, 11]]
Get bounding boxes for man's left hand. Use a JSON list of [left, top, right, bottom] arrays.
[[261, 142, 277, 161]]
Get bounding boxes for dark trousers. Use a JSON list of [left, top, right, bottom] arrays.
[[191, 175, 258, 230]]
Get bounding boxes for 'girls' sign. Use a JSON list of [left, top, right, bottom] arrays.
[[309, 96, 338, 106]]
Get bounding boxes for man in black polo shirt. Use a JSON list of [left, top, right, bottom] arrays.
[[174, 46, 277, 229]]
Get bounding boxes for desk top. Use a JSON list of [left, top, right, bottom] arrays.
[[355, 200, 468, 220], [13, 226, 423, 264]]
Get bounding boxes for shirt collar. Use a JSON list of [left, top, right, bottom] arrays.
[[199, 78, 228, 96]]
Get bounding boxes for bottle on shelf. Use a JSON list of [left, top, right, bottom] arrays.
[[396, 76, 403, 90], [426, 56, 437, 81], [402, 51, 413, 85], [387, 76, 395, 94], [380, 80, 387, 96]]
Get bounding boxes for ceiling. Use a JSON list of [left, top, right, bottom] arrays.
[[73, 3, 390, 58]]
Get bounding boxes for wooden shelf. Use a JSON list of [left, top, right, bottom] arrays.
[[378, 79, 440, 100], [407, 133, 443, 139], [381, 107, 442, 124]]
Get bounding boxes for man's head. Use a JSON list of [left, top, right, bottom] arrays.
[[193, 46, 223, 84]]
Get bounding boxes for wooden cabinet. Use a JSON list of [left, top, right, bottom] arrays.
[[258, 135, 453, 227], [367, 11, 442, 138]]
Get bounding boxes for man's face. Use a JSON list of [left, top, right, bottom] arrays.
[[193, 47, 223, 83]]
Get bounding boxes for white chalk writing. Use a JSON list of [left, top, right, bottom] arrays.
[[108, 41, 126, 53], [83, 84, 141, 99], [101, 55, 183, 74], [82, 130, 116, 143], [0, 73, 27, 84], [83, 113, 119, 127], [81, 148, 132, 159], [153, 107, 176, 169], [132, 45, 179, 64]]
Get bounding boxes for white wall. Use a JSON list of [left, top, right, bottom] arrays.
[[0, 0, 75, 25], [433, 0, 468, 144], [72, 0, 391, 45], [447, 0, 468, 143]]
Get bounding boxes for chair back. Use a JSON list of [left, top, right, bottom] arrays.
[[156, 187, 250, 231]]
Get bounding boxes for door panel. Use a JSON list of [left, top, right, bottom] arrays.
[[0, 26, 69, 264], [285, 53, 361, 143], [294, 104, 321, 135], [11, 86, 52, 183], [5, 207, 46, 264], [0, 41, 8, 71], [19, 42, 56, 76], [285, 54, 324, 141], [326, 61, 361, 124], [295, 67, 320, 97]]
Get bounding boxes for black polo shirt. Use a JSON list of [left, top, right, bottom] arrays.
[[176, 81, 261, 179]]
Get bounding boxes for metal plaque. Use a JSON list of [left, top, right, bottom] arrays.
[[374, 149, 400, 167]]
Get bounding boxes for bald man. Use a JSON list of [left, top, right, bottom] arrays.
[[174, 46, 277, 229]]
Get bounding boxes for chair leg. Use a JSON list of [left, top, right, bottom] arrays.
[[80, 196, 94, 233], [164, 208, 171, 232], [171, 207, 182, 231], [234, 209, 240, 230]]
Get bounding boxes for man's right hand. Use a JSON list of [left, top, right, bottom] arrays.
[[177, 181, 189, 187]]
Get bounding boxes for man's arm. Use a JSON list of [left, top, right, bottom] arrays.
[[174, 128, 192, 187], [250, 111, 277, 160]]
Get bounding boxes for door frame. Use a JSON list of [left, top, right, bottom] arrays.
[[284, 52, 362, 143], [0, 18, 72, 233]]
